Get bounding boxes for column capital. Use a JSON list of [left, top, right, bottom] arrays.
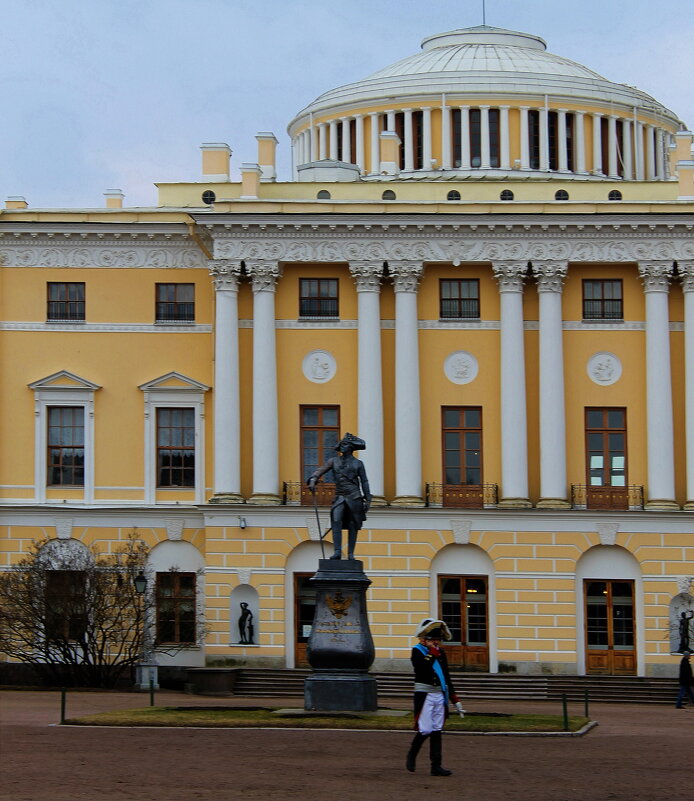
[[247, 261, 281, 292], [678, 261, 694, 292], [639, 261, 674, 292], [534, 261, 568, 293], [349, 262, 383, 292], [492, 261, 527, 292], [390, 262, 423, 293], [208, 259, 242, 291]]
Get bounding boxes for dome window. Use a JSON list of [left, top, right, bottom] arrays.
[[317, 190, 331, 200], [447, 190, 461, 201], [608, 190, 623, 201], [555, 190, 569, 201], [201, 190, 216, 205], [382, 190, 396, 200], [500, 189, 514, 201]]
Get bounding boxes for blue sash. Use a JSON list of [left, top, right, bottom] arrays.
[[415, 643, 448, 703]]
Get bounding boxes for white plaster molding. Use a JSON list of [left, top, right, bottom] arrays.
[[0, 322, 212, 333], [302, 350, 337, 383], [305, 516, 321, 541], [247, 261, 281, 293], [54, 518, 74, 540], [237, 568, 252, 586], [0, 242, 205, 269], [597, 522, 620, 546], [390, 262, 423, 293], [492, 261, 526, 292], [587, 352, 623, 386], [450, 519, 472, 545], [639, 260, 674, 292], [349, 262, 383, 292], [444, 351, 478, 385], [165, 518, 185, 541], [534, 260, 568, 293], [208, 259, 242, 291]]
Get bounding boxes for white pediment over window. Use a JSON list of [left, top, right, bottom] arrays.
[[28, 370, 101, 392], [139, 372, 210, 393]]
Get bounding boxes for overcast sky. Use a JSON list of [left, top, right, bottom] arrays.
[[3, 0, 693, 208]]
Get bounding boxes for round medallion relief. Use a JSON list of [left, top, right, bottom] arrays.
[[302, 350, 337, 383], [587, 352, 622, 386], [444, 351, 478, 385]]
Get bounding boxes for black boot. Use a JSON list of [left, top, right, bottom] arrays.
[[429, 731, 452, 776], [406, 732, 428, 772]]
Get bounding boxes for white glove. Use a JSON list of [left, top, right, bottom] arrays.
[[454, 701, 465, 718]]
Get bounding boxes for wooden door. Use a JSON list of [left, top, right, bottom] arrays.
[[294, 573, 317, 668], [439, 575, 489, 671], [585, 579, 636, 675]]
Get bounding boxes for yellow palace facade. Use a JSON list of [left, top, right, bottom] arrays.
[[2, 26, 694, 679]]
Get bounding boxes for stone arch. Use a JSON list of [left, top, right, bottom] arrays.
[[430, 543, 497, 673], [576, 545, 643, 676], [284, 541, 323, 668]]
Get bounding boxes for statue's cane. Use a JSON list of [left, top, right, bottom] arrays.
[[311, 485, 326, 559]]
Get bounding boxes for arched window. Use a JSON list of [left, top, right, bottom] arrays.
[[555, 190, 569, 201], [499, 189, 514, 201], [316, 190, 331, 200], [381, 189, 396, 200], [608, 190, 623, 201], [201, 190, 216, 205], [447, 190, 461, 201]]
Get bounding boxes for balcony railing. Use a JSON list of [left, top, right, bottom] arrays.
[[426, 483, 498, 509], [571, 484, 644, 511], [283, 481, 336, 507]]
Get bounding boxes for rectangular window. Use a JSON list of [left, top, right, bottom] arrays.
[[301, 406, 340, 483], [488, 108, 500, 168], [439, 279, 480, 319], [442, 407, 483, 486], [585, 407, 627, 487], [583, 279, 623, 320], [470, 109, 481, 167], [47, 407, 85, 486], [156, 572, 196, 644], [47, 282, 85, 321], [155, 283, 195, 322], [299, 278, 339, 317], [157, 407, 195, 487], [528, 110, 540, 170], [548, 111, 558, 171], [45, 570, 87, 641]]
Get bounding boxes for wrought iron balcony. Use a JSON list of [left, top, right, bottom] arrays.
[[571, 484, 644, 511], [283, 481, 336, 507], [426, 483, 498, 509]]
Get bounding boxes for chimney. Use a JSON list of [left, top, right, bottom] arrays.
[[5, 196, 28, 209], [104, 189, 124, 209], [240, 163, 262, 198], [256, 132, 279, 181], [379, 131, 401, 176], [201, 143, 231, 181]]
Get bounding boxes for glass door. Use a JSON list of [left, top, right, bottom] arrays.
[[584, 579, 636, 674], [438, 575, 489, 671], [294, 573, 317, 667]]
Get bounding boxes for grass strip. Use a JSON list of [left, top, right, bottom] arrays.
[[65, 706, 589, 732]]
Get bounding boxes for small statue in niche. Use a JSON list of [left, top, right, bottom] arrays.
[[677, 610, 694, 654], [238, 602, 254, 645]]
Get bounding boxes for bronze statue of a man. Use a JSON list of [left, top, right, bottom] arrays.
[[307, 433, 371, 560]]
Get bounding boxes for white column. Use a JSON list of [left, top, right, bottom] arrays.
[[422, 107, 432, 168], [318, 123, 327, 160], [248, 262, 281, 504], [480, 106, 491, 169], [539, 106, 549, 171], [341, 117, 351, 163], [535, 262, 569, 507], [355, 114, 365, 172], [635, 121, 645, 180], [369, 112, 380, 174], [391, 262, 424, 506], [622, 119, 633, 180], [608, 115, 619, 178], [639, 261, 678, 509], [386, 110, 396, 131], [329, 120, 338, 160], [592, 113, 603, 175], [403, 109, 414, 171], [680, 263, 694, 507], [575, 111, 586, 174], [500, 105, 510, 169], [519, 106, 530, 170], [460, 106, 471, 169], [558, 110, 568, 172], [208, 261, 244, 503], [441, 102, 451, 169], [493, 262, 531, 507], [655, 128, 665, 179], [646, 125, 656, 180], [350, 263, 386, 505]]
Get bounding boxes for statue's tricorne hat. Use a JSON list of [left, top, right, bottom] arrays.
[[334, 432, 366, 451]]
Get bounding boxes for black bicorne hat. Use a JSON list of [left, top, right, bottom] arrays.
[[335, 432, 366, 451]]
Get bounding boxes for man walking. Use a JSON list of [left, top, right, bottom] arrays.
[[675, 650, 694, 708]]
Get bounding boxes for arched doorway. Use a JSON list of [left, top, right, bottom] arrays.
[[431, 544, 496, 672], [284, 541, 323, 668]]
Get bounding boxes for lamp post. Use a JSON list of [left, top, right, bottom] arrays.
[[133, 570, 158, 693]]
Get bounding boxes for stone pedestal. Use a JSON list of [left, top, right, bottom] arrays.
[[304, 559, 377, 711]]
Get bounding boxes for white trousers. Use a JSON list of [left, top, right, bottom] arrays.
[[417, 692, 445, 735]]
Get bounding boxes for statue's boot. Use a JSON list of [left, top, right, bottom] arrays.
[[406, 732, 428, 772], [429, 731, 452, 776], [329, 528, 342, 559], [347, 529, 358, 560]]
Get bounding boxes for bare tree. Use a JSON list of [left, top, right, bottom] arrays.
[[0, 535, 185, 687]]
